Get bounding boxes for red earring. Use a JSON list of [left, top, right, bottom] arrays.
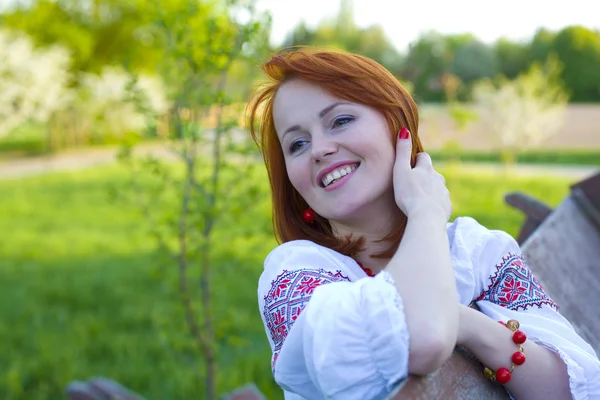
[[302, 208, 316, 223]]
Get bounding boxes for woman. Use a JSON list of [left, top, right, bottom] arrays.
[[248, 48, 600, 400]]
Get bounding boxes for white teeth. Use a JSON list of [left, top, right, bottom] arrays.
[[325, 174, 334, 185], [321, 164, 358, 187]]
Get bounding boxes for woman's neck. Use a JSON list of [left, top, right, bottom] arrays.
[[330, 195, 402, 273]]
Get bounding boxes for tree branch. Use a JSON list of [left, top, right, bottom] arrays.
[[177, 149, 216, 400]]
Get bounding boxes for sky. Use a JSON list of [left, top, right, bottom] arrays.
[[254, 0, 600, 52]]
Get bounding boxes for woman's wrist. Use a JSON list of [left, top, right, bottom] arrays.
[[457, 304, 501, 347], [457, 304, 572, 399], [406, 206, 449, 229], [458, 304, 526, 370], [457, 304, 474, 346]]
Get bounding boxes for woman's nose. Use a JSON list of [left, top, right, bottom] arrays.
[[311, 137, 338, 163]]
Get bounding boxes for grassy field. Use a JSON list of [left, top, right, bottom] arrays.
[[429, 149, 600, 166], [0, 162, 577, 399]]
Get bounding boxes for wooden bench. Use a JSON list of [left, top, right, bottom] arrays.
[[67, 172, 600, 400], [505, 172, 600, 357], [387, 343, 510, 399]]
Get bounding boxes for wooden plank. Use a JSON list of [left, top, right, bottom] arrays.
[[390, 304, 510, 399], [570, 173, 600, 211], [66, 378, 145, 400], [520, 195, 600, 357], [570, 173, 600, 230], [504, 192, 553, 245], [222, 384, 266, 400], [389, 345, 509, 399]]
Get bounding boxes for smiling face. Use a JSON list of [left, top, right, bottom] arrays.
[[272, 78, 397, 225]]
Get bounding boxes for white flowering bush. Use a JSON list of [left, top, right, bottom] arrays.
[[75, 67, 171, 141], [0, 28, 170, 149], [0, 29, 73, 137], [472, 56, 568, 161]]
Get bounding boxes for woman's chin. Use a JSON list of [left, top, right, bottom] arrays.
[[321, 205, 366, 224], [319, 194, 398, 227]]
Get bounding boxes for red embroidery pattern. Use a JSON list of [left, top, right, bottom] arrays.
[[263, 268, 350, 370], [477, 253, 559, 311]]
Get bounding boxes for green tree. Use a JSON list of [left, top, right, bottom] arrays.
[[0, 0, 163, 74], [530, 28, 556, 63], [1, 0, 96, 74], [356, 25, 401, 70], [282, 0, 404, 79], [494, 37, 530, 79], [451, 40, 499, 84], [109, 1, 272, 398], [282, 20, 315, 46], [335, 0, 355, 39], [551, 26, 600, 102], [445, 33, 478, 55], [400, 31, 449, 102]]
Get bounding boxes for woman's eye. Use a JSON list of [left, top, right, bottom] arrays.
[[289, 139, 308, 154], [332, 116, 354, 128]]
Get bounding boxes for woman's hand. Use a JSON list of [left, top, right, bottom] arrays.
[[386, 128, 458, 375], [393, 128, 451, 221]]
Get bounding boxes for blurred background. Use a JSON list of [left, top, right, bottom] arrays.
[[0, 0, 598, 399]]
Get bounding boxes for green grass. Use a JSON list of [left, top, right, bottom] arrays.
[[0, 162, 576, 399], [430, 149, 600, 166], [0, 127, 47, 157]]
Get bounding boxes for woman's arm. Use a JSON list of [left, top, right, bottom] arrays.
[[458, 304, 571, 400], [387, 211, 458, 375], [388, 131, 458, 375], [457, 217, 600, 399]]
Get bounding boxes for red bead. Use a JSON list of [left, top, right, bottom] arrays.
[[512, 351, 526, 365], [302, 209, 316, 223], [496, 368, 512, 384], [513, 330, 527, 344], [357, 262, 375, 277]]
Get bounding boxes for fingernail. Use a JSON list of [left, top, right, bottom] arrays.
[[399, 128, 410, 140]]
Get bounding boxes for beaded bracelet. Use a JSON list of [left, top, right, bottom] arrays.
[[483, 319, 527, 384]]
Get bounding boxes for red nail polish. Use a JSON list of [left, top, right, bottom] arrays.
[[399, 127, 409, 139]]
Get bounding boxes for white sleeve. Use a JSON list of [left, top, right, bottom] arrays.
[[460, 218, 600, 399], [258, 241, 409, 400]]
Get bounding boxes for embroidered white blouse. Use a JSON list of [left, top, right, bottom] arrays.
[[257, 216, 600, 400]]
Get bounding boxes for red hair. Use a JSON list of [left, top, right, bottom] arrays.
[[247, 48, 424, 259]]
